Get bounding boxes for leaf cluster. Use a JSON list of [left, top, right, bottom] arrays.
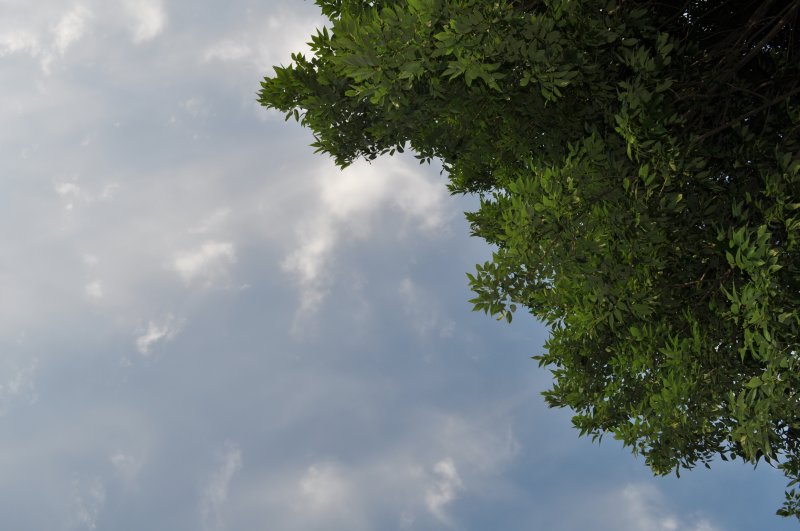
[[259, 0, 800, 518]]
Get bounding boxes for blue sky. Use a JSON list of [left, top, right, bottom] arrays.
[[0, 1, 796, 529]]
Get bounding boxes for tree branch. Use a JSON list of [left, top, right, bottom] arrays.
[[692, 84, 800, 144]]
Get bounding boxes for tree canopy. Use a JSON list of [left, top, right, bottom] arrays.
[[259, 0, 800, 518]]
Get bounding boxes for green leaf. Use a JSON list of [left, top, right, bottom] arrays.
[[259, 1, 800, 517]]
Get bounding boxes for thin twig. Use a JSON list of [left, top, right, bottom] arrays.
[[724, 2, 800, 82], [692, 84, 800, 144]]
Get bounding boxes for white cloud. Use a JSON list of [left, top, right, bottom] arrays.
[[200, 442, 242, 531], [110, 451, 143, 483], [98, 183, 118, 201], [180, 96, 209, 119], [201, 11, 323, 73], [189, 208, 230, 235], [54, 181, 81, 197], [282, 157, 448, 315], [124, 0, 166, 43], [85, 281, 103, 299], [173, 241, 236, 285], [299, 463, 353, 514], [52, 5, 92, 56], [235, 409, 520, 529], [318, 158, 444, 230], [0, 29, 40, 57], [425, 458, 463, 523], [202, 40, 252, 63], [0, 360, 38, 414], [135, 314, 180, 355], [614, 484, 721, 531], [71, 477, 106, 530], [55, 181, 81, 210], [281, 223, 335, 314], [0, 4, 91, 72], [53, 180, 117, 209]]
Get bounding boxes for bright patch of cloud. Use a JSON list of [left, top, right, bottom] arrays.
[[53, 181, 117, 209], [299, 463, 352, 514], [202, 40, 252, 63], [616, 484, 721, 531], [200, 442, 242, 531], [124, 0, 166, 43], [318, 159, 444, 230], [0, 4, 91, 72], [84, 280, 103, 299], [135, 314, 180, 355], [0, 359, 38, 415], [180, 97, 209, 119], [281, 224, 335, 314], [53, 5, 92, 56], [71, 477, 106, 530], [282, 157, 447, 315], [425, 458, 463, 523], [234, 408, 521, 527], [201, 11, 323, 72], [0, 29, 40, 57], [98, 183, 118, 200], [189, 208, 230, 235], [55, 181, 81, 197], [110, 451, 143, 483], [173, 241, 236, 285]]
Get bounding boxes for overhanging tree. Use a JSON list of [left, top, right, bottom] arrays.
[[259, 0, 800, 518]]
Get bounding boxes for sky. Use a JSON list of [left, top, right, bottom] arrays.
[[0, 0, 796, 530]]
